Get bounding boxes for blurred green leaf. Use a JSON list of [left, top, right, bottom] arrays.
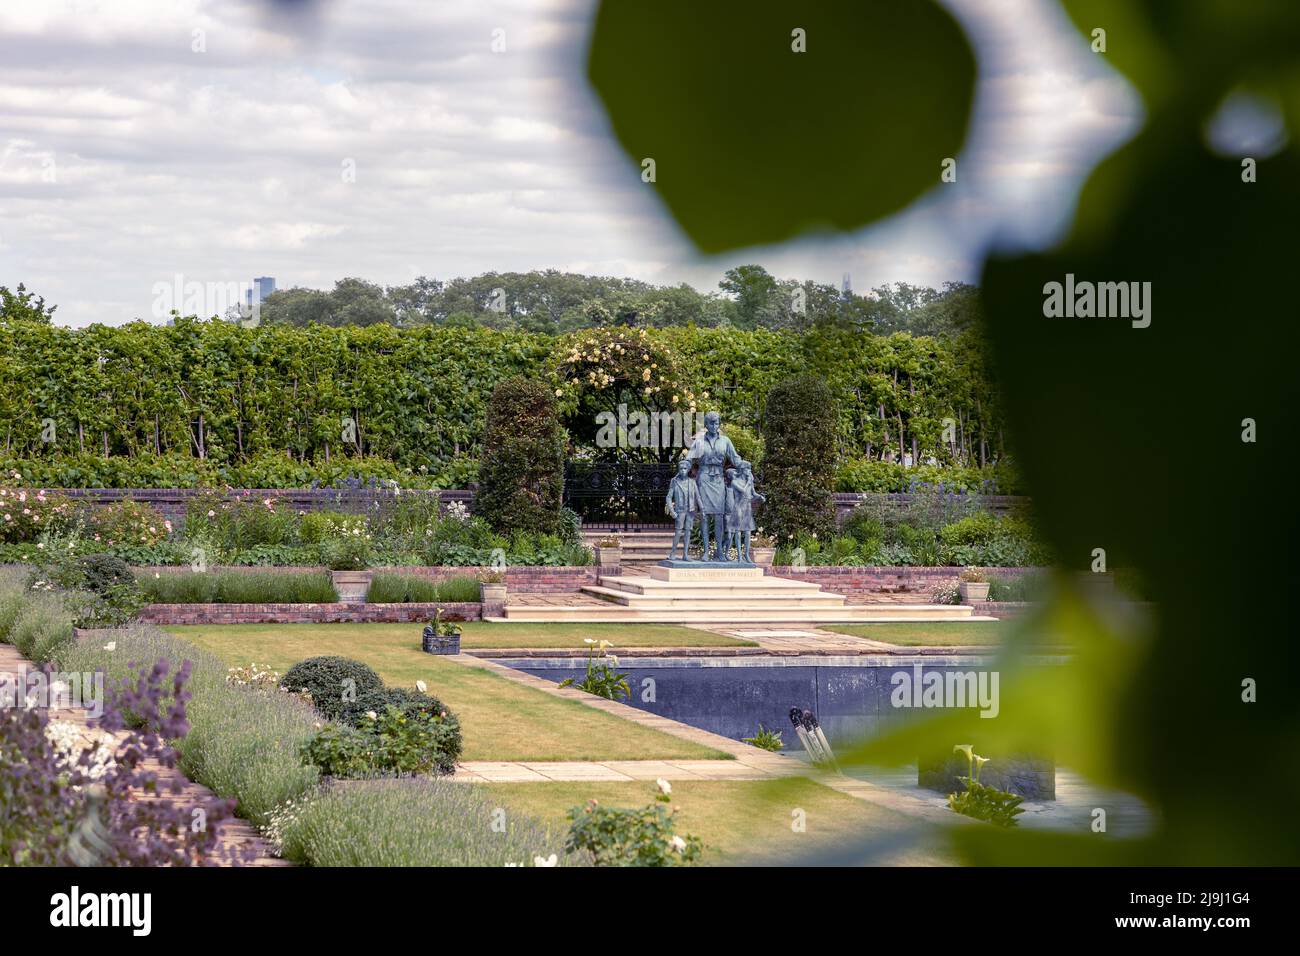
[[976, 126, 1300, 863], [1058, 0, 1300, 111], [587, 0, 975, 252]]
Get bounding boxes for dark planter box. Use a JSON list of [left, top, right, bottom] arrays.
[[422, 627, 461, 655]]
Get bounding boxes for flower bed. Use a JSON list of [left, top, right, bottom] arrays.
[[138, 601, 482, 625]]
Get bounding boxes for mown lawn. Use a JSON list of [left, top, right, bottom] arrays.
[[822, 621, 1010, 646], [171, 624, 730, 763], [484, 778, 953, 865], [167, 621, 751, 650]]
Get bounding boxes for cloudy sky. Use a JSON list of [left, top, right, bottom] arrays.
[[0, 0, 1142, 327]]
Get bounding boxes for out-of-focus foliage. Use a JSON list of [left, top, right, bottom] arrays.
[[587, 0, 974, 251], [590, 0, 1300, 864]]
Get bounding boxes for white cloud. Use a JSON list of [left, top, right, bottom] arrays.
[[0, 0, 1141, 325]]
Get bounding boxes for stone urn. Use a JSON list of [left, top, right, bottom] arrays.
[[479, 581, 507, 606], [958, 581, 990, 602], [592, 544, 622, 568], [331, 570, 372, 604], [752, 546, 776, 568]]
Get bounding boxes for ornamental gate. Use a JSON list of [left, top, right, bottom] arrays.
[[563, 461, 677, 530]]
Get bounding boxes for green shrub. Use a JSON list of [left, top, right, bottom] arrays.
[[757, 375, 837, 542], [182, 491, 297, 553], [280, 656, 384, 720], [279, 777, 574, 867], [841, 508, 884, 549], [297, 510, 350, 545], [339, 688, 463, 772], [312, 517, 373, 571], [303, 704, 461, 778], [475, 376, 565, 536], [85, 497, 170, 548], [365, 572, 480, 604], [139, 570, 338, 604], [565, 784, 703, 866], [0, 487, 78, 543], [299, 724, 375, 778], [938, 512, 1003, 548], [77, 553, 135, 594], [834, 460, 1023, 494]]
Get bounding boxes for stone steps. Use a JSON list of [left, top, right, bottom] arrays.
[[504, 561, 985, 623], [580, 584, 848, 608], [594, 574, 828, 596], [496, 603, 986, 623]]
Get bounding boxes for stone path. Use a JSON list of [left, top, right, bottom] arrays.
[[453, 758, 798, 783], [0, 642, 286, 866], [449, 653, 968, 825], [466, 623, 1000, 658]]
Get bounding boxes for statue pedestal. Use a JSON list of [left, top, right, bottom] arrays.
[[650, 560, 763, 582]]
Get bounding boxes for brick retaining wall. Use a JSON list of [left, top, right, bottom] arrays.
[[767, 565, 1039, 595], [138, 564, 601, 593], [139, 601, 482, 625], [138, 564, 1037, 596], [376, 565, 602, 593]]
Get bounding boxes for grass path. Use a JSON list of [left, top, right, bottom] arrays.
[[485, 778, 953, 865], [821, 621, 1010, 646], [166, 621, 753, 649], [172, 624, 730, 762]]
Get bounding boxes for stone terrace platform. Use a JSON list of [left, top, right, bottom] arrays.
[[499, 563, 993, 624]]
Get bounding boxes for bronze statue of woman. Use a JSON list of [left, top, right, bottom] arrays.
[[684, 411, 745, 561]]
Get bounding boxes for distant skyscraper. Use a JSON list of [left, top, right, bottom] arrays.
[[246, 276, 276, 307], [842, 272, 852, 295]]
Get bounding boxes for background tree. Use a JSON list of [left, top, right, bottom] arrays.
[[0, 284, 56, 324], [475, 376, 566, 536], [757, 374, 838, 543]]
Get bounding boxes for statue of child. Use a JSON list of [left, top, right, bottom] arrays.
[[665, 458, 700, 560], [730, 462, 765, 563]]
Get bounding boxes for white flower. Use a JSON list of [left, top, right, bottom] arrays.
[[365, 710, 378, 720], [103, 642, 116, 652], [670, 835, 687, 852], [415, 680, 428, 693], [656, 778, 672, 796], [533, 854, 558, 867]]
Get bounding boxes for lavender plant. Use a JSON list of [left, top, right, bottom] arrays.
[[1, 655, 249, 866]]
